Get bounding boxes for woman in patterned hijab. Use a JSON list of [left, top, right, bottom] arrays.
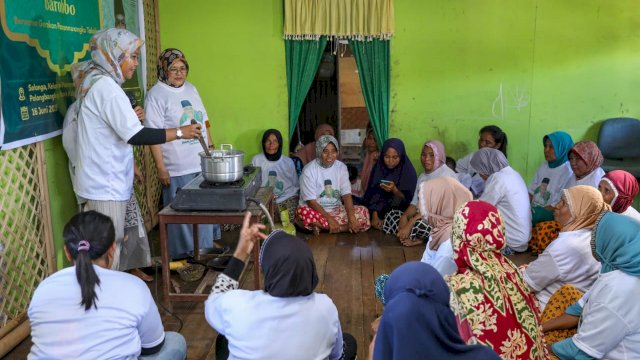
[[447, 200, 548, 360], [157, 48, 189, 86]]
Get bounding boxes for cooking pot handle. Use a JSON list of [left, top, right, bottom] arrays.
[[220, 143, 233, 151], [211, 150, 225, 160]]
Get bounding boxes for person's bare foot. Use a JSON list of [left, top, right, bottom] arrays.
[[129, 268, 153, 282], [400, 238, 423, 247]]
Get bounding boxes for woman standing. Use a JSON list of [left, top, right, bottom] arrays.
[[448, 200, 548, 359], [471, 148, 531, 253], [251, 129, 300, 221], [71, 29, 202, 271], [297, 135, 370, 234], [145, 48, 222, 259], [599, 170, 640, 221], [28, 211, 186, 359], [363, 138, 417, 230]]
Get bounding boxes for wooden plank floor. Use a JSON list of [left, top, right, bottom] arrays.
[[7, 228, 536, 359]]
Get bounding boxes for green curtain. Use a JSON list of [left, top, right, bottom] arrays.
[[351, 39, 390, 147], [286, 37, 328, 139]]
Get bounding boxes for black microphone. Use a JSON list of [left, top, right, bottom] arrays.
[[125, 91, 137, 108]]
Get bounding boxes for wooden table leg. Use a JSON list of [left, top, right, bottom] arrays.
[[193, 224, 199, 261], [159, 218, 170, 302]]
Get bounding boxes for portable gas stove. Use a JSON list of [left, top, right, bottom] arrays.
[[171, 166, 262, 211]]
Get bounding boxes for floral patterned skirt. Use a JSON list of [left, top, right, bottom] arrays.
[[296, 205, 371, 231]]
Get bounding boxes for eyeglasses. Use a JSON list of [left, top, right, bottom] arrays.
[[168, 67, 187, 74]]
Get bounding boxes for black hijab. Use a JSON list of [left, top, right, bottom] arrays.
[[259, 230, 318, 297], [262, 129, 283, 161]]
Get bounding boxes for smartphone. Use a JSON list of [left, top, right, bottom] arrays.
[[380, 180, 392, 185]]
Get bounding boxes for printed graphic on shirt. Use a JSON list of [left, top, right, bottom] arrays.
[[318, 179, 341, 208], [267, 170, 284, 197], [532, 177, 551, 207], [179, 99, 204, 144]]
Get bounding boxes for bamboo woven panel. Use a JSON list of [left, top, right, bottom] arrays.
[[0, 143, 53, 329]]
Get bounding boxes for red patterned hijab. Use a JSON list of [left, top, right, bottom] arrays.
[[602, 170, 639, 213], [569, 140, 603, 179], [447, 200, 548, 360]]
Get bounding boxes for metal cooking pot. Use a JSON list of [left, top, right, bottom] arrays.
[[200, 144, 245, 183]]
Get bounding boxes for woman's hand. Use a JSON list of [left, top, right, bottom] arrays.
[[179, 123, 202, 140], [397, 221, 412, 241], [348, 213, 360, 233], [327, 216, 341, 234], [133, 105, 145, 123], [400, 238, 423, 247], [380, 181, 397, 194], [157, 168, 170, 187], [371, 212, 383, 230], [134, 165, 144, 184], [234, 212, 267, 262]]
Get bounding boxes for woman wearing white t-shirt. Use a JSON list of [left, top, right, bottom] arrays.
[[456, 125, 508, 197], [71, 29, 202, 272], [296, 135, 370, 234], [28, 211, 186, 359], [599, 170, 640, 221], [251, 129, 299, 221], [566, 140, 605, 189], [146, 48, 222, 259], [471, 148, 531, 253]]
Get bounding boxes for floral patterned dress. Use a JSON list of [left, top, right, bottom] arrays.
[[447, 200, 549, 360]]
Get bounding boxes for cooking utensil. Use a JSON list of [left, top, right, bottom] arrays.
[[200, 144, 245, 183], [191, 119, 211, 157]]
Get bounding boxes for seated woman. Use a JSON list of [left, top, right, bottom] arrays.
[[205, 213, 356, 360], [529, 131, 575, 224], [522, 185, 609, 311], [447, 200, 548, 359], [363, 138, 417, 230], [251, 129, 299, 222], [566, 140, 605, 189], [387, 140, 456, 246], [28, 211, 186, 359], [471, 148, 531, 253], [296, 135, 370, 234], [599, 169, 640, 221], [456, 125, 508, 197], [418, 177, 473, 276], [550, 212, 640, 359], [294, 123, 336, 166], [369, 262, 500, 360]]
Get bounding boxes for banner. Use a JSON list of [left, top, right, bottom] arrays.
[[0, 0, 101, 149]]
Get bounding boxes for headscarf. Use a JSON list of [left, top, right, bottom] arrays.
[[592, 211, 640, 276], [470, 148, 509, 176], [157, 48, 189, 87], [295, 124, 336, 165], [359, 127, 380, 195], [418, 177, 473, 250], [569, 140, 604, 179], [363, 139, 417, 213], [601, 170, 639, 213], [448, 201, 548, 359], [261, 129, 283, 161], [424, 140, 446, 171], [314, 123, 335, 140], [71, 28, 143, 104], [544, 131, 574, 168], [561, 185, 610, 232], [259, 230, 318, 297], [373, 262, 500, 360], [315, 135, 339, 169]]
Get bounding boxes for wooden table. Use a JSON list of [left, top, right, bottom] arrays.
[[158, 187, 275, 302]]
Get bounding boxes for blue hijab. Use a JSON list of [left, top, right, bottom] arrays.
[[544, 131, 574, 168], [373, 262, 500, 360], [592, 211, 640, 276], [363, 139, 417, 214]]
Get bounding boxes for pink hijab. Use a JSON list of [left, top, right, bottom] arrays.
[[295, 124, 335, 165], [601, 170, 639, 213], [424, 140, 446, 171]]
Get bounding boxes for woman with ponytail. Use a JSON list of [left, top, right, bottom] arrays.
[[28, 211, 186, 359]]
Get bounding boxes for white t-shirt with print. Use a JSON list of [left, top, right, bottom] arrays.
[[411, 165, 457, 206], [480, 166, 531, 252], [523, 229, 601, 310], [75, 77, 144, 201], [251, 153, 299, 203], [565, 167, 606, 190], [145, 81, 210, 177], [528, 161, 574, 207], [299, 160, 351, 210], [28, 266, 164, 360]]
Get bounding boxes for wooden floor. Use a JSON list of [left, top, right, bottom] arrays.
[[7, 228, 536, 359]]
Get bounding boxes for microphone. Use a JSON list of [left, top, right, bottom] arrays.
[[125, 91, 137, 108]]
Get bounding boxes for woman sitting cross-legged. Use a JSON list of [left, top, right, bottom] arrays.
[[471, 147, 532, 253], [362, 138, 417, 230], [447, 200, 548, 360], [549, 212, 640, 359], [388, 140, 457, 246], [28, 211, 186, 360], [418, 176, 473, 276], [368, 262, 500, 360], [565, 140, 605, 189], [522, 185, 609, 312], [296, 135, 370, 234], [205, 213, 357, 360], [599, 169, 640, 222]]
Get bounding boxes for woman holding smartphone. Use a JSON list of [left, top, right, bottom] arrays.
[[362, 138, 417, 230]]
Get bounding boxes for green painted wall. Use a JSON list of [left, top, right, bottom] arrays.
[[158, 0, 288, 159]]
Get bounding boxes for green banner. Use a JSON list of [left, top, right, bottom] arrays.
[[0, 0, 101, 149]]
